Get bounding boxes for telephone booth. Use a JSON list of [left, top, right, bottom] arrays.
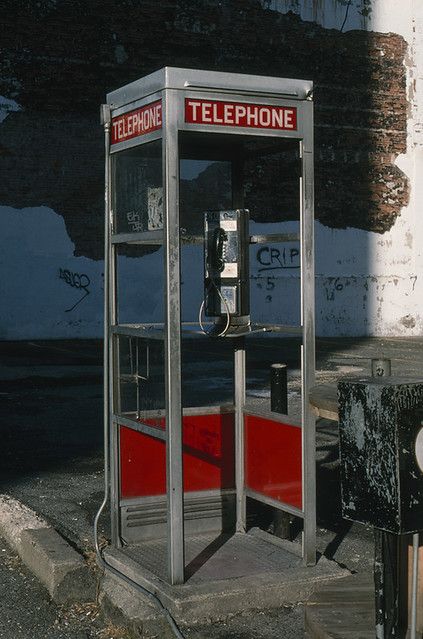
[[101, 67, 315, 587]]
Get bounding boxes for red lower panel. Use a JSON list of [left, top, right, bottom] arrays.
[[245, 414, 302, 510], [120, 412, 235, 499]]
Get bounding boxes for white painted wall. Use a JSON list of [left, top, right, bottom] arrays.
[[0, 208, 298, 339], [2, 205, 419, 339], [0, 205, 103, 339]]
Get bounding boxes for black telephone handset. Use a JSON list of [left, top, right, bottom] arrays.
[[210, 227, 227, 273]]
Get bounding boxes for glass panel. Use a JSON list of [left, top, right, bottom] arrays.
[[176, 154, 237, 542], [115, 334, 165, 425], [181, 336, 234, 407], [244, 141, 301, 328], [166, 133, 304, 554], [245, 413, 302, 510], [179, 156, 235, 507], [179, 158, 231, 323], [116, 336, 167, 546], [180, 159, 232, 236], [116, 243, 164, 326], [244, 336, 303, 525], [243, 142, 300, 222], [113, 140, 162, 234], [246, 335, 302, 419], [181, 334, 235, 529], [111, 141, 166, 552]]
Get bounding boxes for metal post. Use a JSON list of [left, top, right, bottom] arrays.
[[270, 363, 291, 538], [270, 363, 288, 415], [374, 532, 409, 639], [235, 340, 246, 533], [232, 150, 247, 535], [101, 105, 118, 546], [163, 89, 184, 585], [110, 221, 123, 546], [372, 358, 391, 639], [300, 113, 316, 566], [102, 105, 121, 549], [110, 218, 121, 547], [411, 533, 419, 639], [371, 358, 408, 639]]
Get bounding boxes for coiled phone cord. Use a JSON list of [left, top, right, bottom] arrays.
[[198, 278, 231, 337]]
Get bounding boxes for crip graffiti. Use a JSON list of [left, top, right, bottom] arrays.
[[256, 246, 300, 273]]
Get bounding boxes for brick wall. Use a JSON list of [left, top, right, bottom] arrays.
[[0, 0, 409, 259]]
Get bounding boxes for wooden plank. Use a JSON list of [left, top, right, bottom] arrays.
[[309, 384, 338, 421], [305, 573, 375, 639]]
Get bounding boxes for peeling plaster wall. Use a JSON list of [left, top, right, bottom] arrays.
[[0, 0, 422, 338], [323, 0, 423, 336], [262, 0, 423, 335]]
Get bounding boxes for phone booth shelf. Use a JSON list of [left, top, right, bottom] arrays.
[[99, 67, 317, 597]]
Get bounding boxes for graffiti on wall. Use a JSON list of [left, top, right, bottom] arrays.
[[58, 268, 91, 312], [256, 245, 300, 273], [252, 242, 300, 305]]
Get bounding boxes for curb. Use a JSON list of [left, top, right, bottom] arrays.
[[0, 495, 96, 604]]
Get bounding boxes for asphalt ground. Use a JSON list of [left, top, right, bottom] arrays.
[[1, 337, 422, 638], [0, 527, 304, 639], [183, 605, 305, 639], [0, 534, 131, 639]]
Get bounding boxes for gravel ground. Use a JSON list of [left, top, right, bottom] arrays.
[[184, 605, 305, 639]]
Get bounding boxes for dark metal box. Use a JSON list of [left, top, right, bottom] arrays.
[[338, 377, 423, 534]]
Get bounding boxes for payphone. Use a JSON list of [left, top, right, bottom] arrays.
[[201, 208, 250, 336], [96, 68, 316, 597]]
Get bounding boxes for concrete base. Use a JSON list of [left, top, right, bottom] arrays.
[[103, 528, 349, 625], [99, 573, 175, 639]]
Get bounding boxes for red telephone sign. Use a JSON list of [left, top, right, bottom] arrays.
[[111, 100, 162, 145], [185, 98, 297, 131]]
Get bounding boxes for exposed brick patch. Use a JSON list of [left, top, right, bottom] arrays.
[[0, 0, 409, 258]]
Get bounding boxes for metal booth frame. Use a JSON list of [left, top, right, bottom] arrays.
[[101, 67, 315, 586]]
